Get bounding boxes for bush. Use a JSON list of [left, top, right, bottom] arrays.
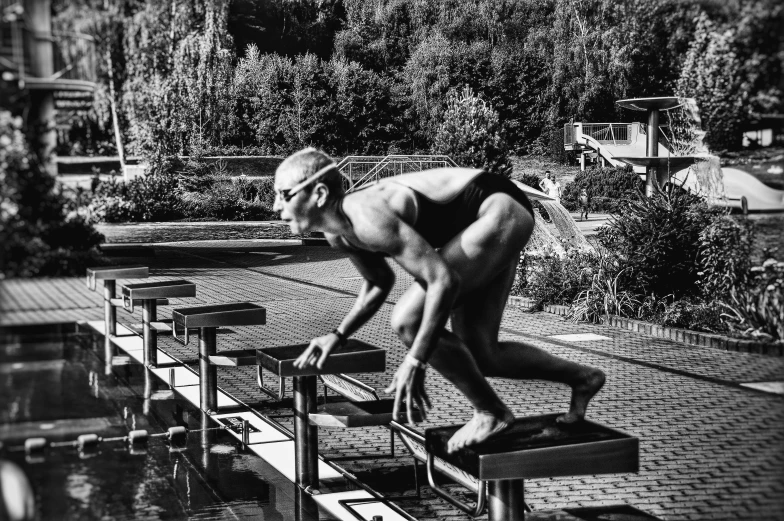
[[517, 172, 542, 190], [0, 110, 104, 278], [561, 166, 643, 212], [568, 254, 639, 323], [597, 187, 720, 300], [661, 299, 726, 332], [91, 172, 183, 223], [180, 174, 277, 221], [698, 215, 755, 300], [722, 258, 784, 342], [514, 250, 600, 309]]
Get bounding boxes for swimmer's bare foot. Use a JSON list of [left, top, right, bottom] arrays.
[[447, 409, 515, 453], [557, 368, 605, 424]]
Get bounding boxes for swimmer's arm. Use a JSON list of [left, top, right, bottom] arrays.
[[326, 234, 395, 338], [369, 219, 459, 363]]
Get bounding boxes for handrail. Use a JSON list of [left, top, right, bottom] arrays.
[[339, 155, 458, 192]]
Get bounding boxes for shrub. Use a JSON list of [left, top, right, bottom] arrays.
[[0, 110, 104, 278], [722, 258, 784, 342], [516, 250, 600, 309], [698, 215, 755, 300], [517, 172, 542, 190], [180, 174, 277, 221], [597, 187, 720, 300], [561, 166, 643, 212], [568, 254, 639, 323], [91, 172, 182, 223], [661, 299, 726, 332]]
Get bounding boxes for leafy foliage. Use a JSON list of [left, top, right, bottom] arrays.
[[514, 250, 600, 309], [698, 215, 755, 300], [561, 166, 643, 212], [722, 258, 784, 342], [0, 111, 104, 278], [433, 86, 511, 175], [597, 187, 720, 299]]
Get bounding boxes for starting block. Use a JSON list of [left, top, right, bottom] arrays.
[[414, 413, 639, 521], [122, 280, 196, 367], [255, 341, 386, 490], [172, 302, 266, 413]]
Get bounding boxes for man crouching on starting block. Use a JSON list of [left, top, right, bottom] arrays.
[[279, 148, 605, 453]]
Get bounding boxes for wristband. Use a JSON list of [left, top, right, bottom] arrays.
[[404, 354, 428, 370], [331, 328, 348, 347]]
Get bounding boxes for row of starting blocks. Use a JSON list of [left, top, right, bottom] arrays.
[[85, 265, 652, 521]]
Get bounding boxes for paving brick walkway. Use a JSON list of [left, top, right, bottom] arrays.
[[2, 240, 782, 521]]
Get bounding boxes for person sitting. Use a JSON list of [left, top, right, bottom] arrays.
[[277, 148, 605, 452]]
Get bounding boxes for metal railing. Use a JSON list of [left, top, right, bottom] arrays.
[[580, 123, 632, 145], [638, 124, 674, 153], [338, 155, 458, 192]]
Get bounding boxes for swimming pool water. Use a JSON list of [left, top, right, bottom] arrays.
[[0, 328, 334, 520]]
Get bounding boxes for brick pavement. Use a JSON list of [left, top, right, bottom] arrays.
[[1, 241, 782, 520]]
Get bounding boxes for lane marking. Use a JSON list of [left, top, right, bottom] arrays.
[[549, 333, 611, 342], [740, 382, 784, 395]]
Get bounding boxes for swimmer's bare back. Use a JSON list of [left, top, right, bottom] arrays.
[[328, 168, 486, 251]]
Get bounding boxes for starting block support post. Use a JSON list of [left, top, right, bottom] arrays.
[[293, 375, 319, 488], [487, 480, 525, 521], [199, 326, 218, 413], [143, 299, 157, 367]]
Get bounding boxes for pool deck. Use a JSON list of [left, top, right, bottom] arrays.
[[1, 239, 783, 520]]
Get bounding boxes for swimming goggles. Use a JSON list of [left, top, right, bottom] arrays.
[[277, 163, 338, 202]]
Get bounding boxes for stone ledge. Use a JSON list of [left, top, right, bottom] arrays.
[[507, 296, 783, 357]]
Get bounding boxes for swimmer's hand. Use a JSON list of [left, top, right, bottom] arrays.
[[293, 333, 342, 370], [385, 354, 432, 424]]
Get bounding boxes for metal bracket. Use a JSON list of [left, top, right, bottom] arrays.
[[426, 453, 486, 517], [256, 366, 285, 400], [172, 321, 189, 346], [122, 293, 135, 313]]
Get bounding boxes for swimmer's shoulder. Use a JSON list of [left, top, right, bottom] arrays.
[[387, 167, 484, 202]]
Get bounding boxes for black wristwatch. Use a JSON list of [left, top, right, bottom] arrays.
[[331, 328, 348, 347]]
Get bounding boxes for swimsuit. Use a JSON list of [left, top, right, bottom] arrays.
[[406, 172, 534, 248]]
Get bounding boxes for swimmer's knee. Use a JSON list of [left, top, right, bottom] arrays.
[[390, 310, 418, 346]]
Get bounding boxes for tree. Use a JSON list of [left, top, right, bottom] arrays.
[[676, 13, 747, 151], [433, 86, 510, 176]]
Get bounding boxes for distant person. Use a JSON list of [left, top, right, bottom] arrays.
[[539, 171, 562, 203], [539, 171, 555, 197], [277, 148, 606, 453], [552, 176, 562, 204], [579, 187, 590, 221]]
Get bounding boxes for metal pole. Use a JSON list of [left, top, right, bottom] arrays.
[[143, 299, 157, 367], [645, 108, 660, 196], [199, 327, 217, 413], [104, 280, 116, 336], [488, 479, 526, 521], [143, 367, 153, 416], [293, 375, 319, 489], [103, 280, 116, 374]]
